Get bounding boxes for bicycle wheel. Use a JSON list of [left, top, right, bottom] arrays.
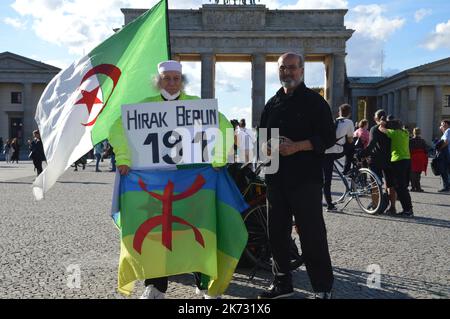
[[331, 161, 348, 206], [241, 204, 303, 271], [351, 168, 383, 215], [241, 204, 272, 271]]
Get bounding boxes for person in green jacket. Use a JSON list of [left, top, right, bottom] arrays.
[[109, 60, 234, 299], [378, 118, 414, 217]]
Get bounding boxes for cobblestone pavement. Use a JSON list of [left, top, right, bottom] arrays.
[[0, 161, 449, 299]]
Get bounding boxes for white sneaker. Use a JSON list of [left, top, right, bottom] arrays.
[[195, 287, 221, 299], [140, 285, 165, 299]]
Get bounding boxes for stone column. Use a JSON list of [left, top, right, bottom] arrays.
[[377, 96, 383, 109], [400, 88, 409, 125], [417, 86, 434, 143], [22, 82, 34, 144], [382, 94, 388, 111], [394, 90, 401, 119], [251, 54, 266, 128], [329, 53, 346, 115], [387, 92, 394, 116], [324, 55, 333, 107], [408, 86, 418, 125], [351, 96, 359, 122], [0, 108, 8, 140], [433, 86, 443, 139], [367, 97, 378, 121], [201, 53, 216, 99]]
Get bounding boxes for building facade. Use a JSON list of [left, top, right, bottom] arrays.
[[348, 57, 450, 142], [0, 52, 60, 146]]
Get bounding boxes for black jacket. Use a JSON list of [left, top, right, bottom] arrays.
[[361, 125, 391, 169], [29, 139, 46, 161], [260, 83, 335, 186]]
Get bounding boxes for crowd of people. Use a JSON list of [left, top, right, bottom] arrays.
[[1, 131, 46, 175], [72, 140, 116, 172], [1, 134, 117, 176], [1, 138, 21, 164], [321, 107, 450, 218]]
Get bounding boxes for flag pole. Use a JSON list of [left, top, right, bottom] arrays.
[[165, 0, 172, 59]]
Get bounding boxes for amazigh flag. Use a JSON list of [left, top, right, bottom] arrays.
[[33, 0, 170, 200], [116, 167, 248, 296]]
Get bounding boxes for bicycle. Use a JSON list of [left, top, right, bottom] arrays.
[[331, 155, 385, 215], [228, 163, 304, 274]]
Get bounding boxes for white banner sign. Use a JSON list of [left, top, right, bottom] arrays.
[[122, 99, 219, 169]]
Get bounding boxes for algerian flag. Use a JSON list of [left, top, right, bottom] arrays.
[[33, 0, 170, 200]]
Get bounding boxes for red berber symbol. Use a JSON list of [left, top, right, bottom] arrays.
[[133, 175, 207, 254]]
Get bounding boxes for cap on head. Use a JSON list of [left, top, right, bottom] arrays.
[[158, 60, 182, 74]]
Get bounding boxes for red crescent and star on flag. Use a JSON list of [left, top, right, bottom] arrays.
[[74, 64, 122, 127]]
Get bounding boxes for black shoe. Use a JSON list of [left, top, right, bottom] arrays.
[[384, 207, 397, 216], [438, 188, 450, 193], [258, 278, 294, 299], [314, 292, 333, 299], [326, 205, 339, 213], [400, 210, 414, 218]]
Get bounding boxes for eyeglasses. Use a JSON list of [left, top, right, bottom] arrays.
[[279, 65, 301, 72]]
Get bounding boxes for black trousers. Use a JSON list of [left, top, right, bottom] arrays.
[[410, 171, 422, 190], [144, 273, 203, 293], [392, 160, 413, 211], [323, 154, 337, 207], [32, 159, 43, 176], [267, 183, 334, 293]]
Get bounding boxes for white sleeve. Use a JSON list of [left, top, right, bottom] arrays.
[[347, 121, 354, 137]]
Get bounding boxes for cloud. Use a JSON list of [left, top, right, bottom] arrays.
[[3, 17, 26, 29], [9, 0, 205, 56], [414, 8, 432, 23], [422, 20, 450, 51], [217, 62, 251, 80], [345, 5, 405, 76], [283, 0, 348, 9], [29, 54, 70, 69], [347, 5, 405, 41], [217, 79, 240, 93]]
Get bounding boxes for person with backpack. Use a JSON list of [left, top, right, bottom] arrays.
[[323, 104, 354, 212]]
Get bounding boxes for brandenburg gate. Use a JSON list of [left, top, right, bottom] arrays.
[[122, 1, 354, 126]]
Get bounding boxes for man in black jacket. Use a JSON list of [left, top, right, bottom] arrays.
[[29, 130, 46, 176], [258, 52, 335, 299]]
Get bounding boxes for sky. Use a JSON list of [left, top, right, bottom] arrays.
[[1, 0, 450, 125]]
